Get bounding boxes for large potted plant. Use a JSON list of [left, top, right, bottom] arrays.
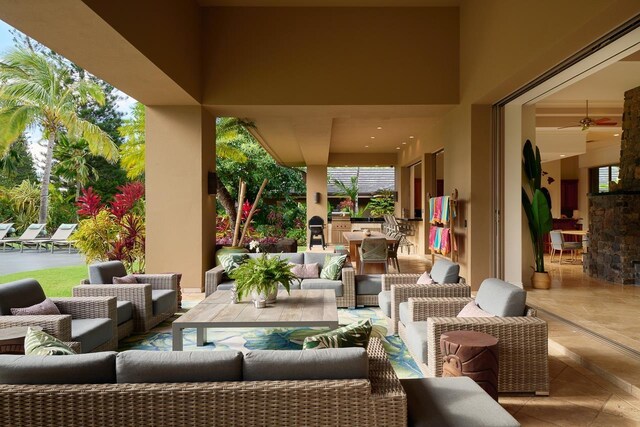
[[230, 254, 300, 304], [521, 140, 553, 289]]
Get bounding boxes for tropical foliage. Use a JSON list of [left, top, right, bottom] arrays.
[[332, 169, 360, 213], [0, 48, 118, 223], [366, 190, 395, 217], [74, 183, 145, 272], [118, 102, 145, 180], [521, 139, 552, 273]]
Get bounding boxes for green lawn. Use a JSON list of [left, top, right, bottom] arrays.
[[0, 265, 87, 297]]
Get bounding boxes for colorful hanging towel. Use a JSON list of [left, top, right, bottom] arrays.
[[429, 198, 436, 223], [429, 226, 455, 255], [431, 197, 443, 223], [440, 196, 450, 223], [440, 228, 451, 255]]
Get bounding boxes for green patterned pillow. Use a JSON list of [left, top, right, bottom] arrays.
[[319, 254, 347, 280], [219, 253, 249, 274], [303, 319, 372, 350], [24, 327, 76, 356]]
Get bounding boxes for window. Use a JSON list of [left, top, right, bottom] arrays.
[[589, 165, 620, 193]]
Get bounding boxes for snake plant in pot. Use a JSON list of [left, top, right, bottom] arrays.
[[522, 139, 553, 289], [230, 254, 300, 304]]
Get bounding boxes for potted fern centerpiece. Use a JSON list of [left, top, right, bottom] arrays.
[[521, 140, 553, 289], [230, 254, 300, 304]]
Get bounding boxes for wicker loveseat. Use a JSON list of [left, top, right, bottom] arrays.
[[205, 252, 356, 308], [0, 338, 406, 427], [398, 279, 549, 395]]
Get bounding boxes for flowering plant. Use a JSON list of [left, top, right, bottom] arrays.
[[74, 182, 145, 272]]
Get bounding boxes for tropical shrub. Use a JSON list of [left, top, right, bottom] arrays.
[[366, 190, 395, 217], [5, 180, 40, 230], [74, 182, 145, 272]]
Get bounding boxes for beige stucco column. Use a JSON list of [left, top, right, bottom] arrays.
[[306, 165, 328, 244], [145, 106, 216, 290]]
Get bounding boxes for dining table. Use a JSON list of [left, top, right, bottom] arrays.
[[342, 231, 398, 273]]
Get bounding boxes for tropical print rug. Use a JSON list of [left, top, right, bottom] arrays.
[[119, 303, 423, 379]]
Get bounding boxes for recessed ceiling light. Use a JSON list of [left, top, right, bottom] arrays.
[[370, 136, 375, 139], [560, 155, 566, 157], [364, 145, 369, 148], [409, 136, 415, 139], [396, 147, 400, 150], [377, 126, 383, 130], [614, 133, 620, 137], [402, 142, 407, 145]]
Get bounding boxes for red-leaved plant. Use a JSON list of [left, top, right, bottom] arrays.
[[74, 182, 146, 273]]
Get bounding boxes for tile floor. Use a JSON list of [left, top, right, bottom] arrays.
[[183, 251, 640, 426]]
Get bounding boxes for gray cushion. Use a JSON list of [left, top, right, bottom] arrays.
[[403, 321, 429, 364], [378, 290, 391, 317], [475, 278, 526, 317], [300, 278, 343, 297], [152, 289, 176, 316], [268, 252, 304, 264], [116, 350, 243, 383], [0, 279, 46, 315], [355, 274, 382, 295], [116, 300, 133, 325], [88, 261, 128, 284], [430, 260, 460, 284], [399, 302, 411, 325], [304, 252, 338, 268], [243, 347, 368, 381], [400, 377, 520, 427], [0, 352, 117, 384], [71, 318, 113, 353]]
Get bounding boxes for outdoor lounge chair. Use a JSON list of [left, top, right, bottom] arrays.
[[0, 278, 117, 353], [1, 223, 46, 252], [0, 223, 14, 245], [34, 223, 78, 253], [73, 261, 179, 333]]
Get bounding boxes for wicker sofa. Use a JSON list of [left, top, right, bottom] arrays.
[[398, 279, 549, 395], [205, 252, 356, 308], [0, 338, 406, 427]]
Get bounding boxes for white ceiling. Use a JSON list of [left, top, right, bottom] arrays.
[[197, 0, 460, 6], [535, 57, 640, 163]]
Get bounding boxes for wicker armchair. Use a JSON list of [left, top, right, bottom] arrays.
[[0, 279, 117, 353], [398, 296, 549, 395], [73, 261, 178, 333], [381, 273, 470, 334]]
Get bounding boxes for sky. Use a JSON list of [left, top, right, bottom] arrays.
[[0, 19, 137, 170]]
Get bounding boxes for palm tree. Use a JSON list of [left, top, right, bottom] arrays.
[[333, 168, 360, 213], [53, 134, 99, 201], [215, 117, 251, 221], [118, 102, 145, 180], [0, 48, 118, 224]]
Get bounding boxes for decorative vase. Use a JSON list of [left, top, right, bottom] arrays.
[[252, 286, 278, 304], [215, 246, 249, 266], [531, 272, 551, 289]]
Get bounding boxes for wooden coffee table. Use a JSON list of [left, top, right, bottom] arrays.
[[172, 289, 339, 351]]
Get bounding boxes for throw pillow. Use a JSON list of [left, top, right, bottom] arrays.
[[290, 263, 319, 279], [417, 271, 434, 285], [10, 298, 61, 316], [320, 254, 347, 280], [457, 301, 495, 318], [303, 319, 372, 350], [113, 274, 138, 284], [219, 253, 249, 274], [24, 327, 76, 356]]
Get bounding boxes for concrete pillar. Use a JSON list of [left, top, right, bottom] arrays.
[[306, 165, 328, 243], [146, 106, 216, 290]]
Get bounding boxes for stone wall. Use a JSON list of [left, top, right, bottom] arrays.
[[619, 86, 640, 191], [587, 193, 640, 284]]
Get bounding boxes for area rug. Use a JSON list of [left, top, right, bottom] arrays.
[[119, 303, 423, 379]]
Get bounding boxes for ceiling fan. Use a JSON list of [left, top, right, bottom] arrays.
[[558, 100, 618, 130]]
